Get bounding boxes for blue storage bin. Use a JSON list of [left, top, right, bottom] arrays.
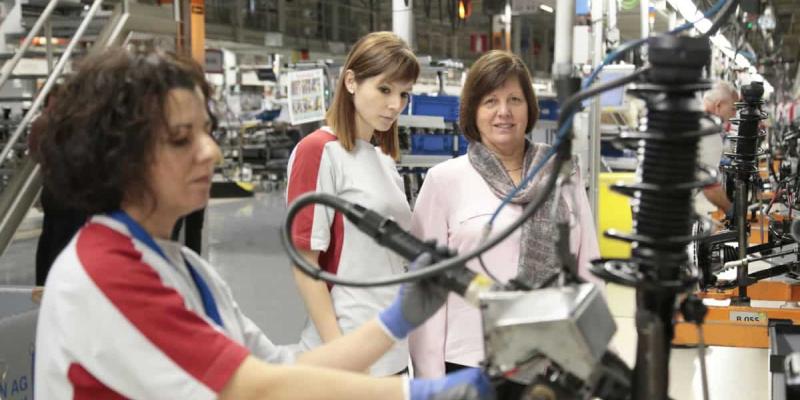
[[538, 98, 559, 121], [411, 95, 460, 122], [457, 135, 469, 155], [411, 134, 454, 155]]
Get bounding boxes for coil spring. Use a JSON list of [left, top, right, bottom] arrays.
[[593, 36, 716, 289], [715, 245, 740, 273], [727, 82, 767, 180]]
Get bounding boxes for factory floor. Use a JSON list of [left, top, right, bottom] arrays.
[[0, 191, 769, 399]]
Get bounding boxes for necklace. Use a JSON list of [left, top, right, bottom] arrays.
[[505, 166, 523, 172]]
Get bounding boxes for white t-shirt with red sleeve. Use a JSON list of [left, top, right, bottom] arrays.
[[35, 215, 296, 399], [286, 127, 411, 376]]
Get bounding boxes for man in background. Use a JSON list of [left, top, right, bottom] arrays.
[[697, 80, 738, 217]]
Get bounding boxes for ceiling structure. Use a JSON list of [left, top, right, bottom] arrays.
[[766, 0, 799, 94]]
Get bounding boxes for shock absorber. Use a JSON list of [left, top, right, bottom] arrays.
[[593, 36, 717, 399], [725, 82, 766, 305]]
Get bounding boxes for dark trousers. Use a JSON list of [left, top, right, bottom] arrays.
[[172, 208, 204, 254], [35, 187, 86, 285]]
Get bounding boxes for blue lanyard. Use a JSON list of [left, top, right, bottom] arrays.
[[109, 210, 224, 328]]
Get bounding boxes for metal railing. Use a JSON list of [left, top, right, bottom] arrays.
[[205, 0, 381, 45], [0, 0, 130, 258], [0, 0, 104, 165]]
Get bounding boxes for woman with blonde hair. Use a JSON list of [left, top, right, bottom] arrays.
[[286, 31, 418, 376]]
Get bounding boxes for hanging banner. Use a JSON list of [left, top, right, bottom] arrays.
[[287, 68, 325, 125]]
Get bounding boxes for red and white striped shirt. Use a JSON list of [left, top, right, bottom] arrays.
[[287, 127, 411, 376], [35, 215, 295, 399]]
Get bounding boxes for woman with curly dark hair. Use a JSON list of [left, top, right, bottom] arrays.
[[33, 47, 492, 400], [28, 83, 88, 286]]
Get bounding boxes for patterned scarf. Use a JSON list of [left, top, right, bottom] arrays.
[[467, 139, 570, 288]]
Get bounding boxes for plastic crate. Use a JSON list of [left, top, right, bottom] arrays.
[[256, 108, 282, 122], [457, 135, 469, 155], [411, 95, 460, 122], [538, 98, 559, 121], [411, 134, 454, 155]]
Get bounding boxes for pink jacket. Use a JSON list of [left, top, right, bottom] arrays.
[[408, 155, 602, 377]]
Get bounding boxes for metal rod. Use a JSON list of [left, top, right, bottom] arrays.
[[734, 178, 750, 304], [553, 0, 575, 77], [588, 0, 604, 225], [697, 325, 710, 400], [0, 161, 41, 260], [722, 248, 798, 270], [45, 20, 53, 73], [0, 0, 61, 92], [0, 0, 105, 166], [104, 1, 131, 48]]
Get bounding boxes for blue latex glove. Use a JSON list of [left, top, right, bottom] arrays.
[[408, 368, 495, 400], [724, 205, 734, 221], [378, 253, 448, 340]]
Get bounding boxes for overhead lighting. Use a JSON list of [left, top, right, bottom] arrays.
[[666, 0, 774, 94], [539, 4, 554, 13]]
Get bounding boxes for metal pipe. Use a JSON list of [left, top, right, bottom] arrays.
[[641, 0, 650, 39], [668, 8, 677, 31], [588, 0, 605, 225], [722, 248, 798, 270], [734, 179, 750, 304], [552, 0, 575, 77], [0, 0, 61, 92], [607, 0, 619, 48], [608, 0, 617, 28], [392, 0, 414, 48], [45, 20, 53, 73], [104, 0, 131, 48], [0, 0, 105, 166], [173, 0, 181, 22], [0, 161, 41, 260]]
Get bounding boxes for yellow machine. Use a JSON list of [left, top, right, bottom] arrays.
[[599, 171, 800, 349]]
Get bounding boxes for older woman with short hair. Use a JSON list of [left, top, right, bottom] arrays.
[[409, 50, 602, 378]]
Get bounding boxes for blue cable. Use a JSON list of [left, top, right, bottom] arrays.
[[485, 0, 729, 229], [670, 0, 727, 35]]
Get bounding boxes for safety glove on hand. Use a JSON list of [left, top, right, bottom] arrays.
[[378, 253, 449, 340], [407, 367, 495, 400]]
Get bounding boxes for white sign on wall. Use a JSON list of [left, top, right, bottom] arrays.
[[287, 69, 325, 125]]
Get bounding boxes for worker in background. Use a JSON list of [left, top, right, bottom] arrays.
[[28, 83, 87, 285], [286, 32, 418, 376], [34, 47, 492, 400], [408, 50, 602, 398], [697, 80, 738, 217]]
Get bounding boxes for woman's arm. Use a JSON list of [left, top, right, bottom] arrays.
[[221, 268, 483, 400], [293, 249, 342, 343], [221, 355, 492, 400], [295, 319, 394, 370], [220, 356, 403, 400]]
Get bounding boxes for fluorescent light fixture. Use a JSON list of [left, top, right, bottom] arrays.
[[540, 4, 554, 13], [666, 0, 774, 95], [666, 0, 712, 33]]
